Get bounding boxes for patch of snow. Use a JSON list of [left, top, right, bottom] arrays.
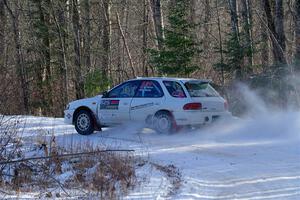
[[56, 171, 74, 184]]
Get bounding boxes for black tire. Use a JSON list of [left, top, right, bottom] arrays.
[[74, 110, 94, 135], [153, 111, 175, 134]]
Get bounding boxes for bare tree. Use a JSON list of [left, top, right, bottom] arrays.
[[203, 0, 210, 50], [240, 0, 253, 72], [295, 0, 300, 71], [263, 0, 287, 67], [116, 0, 128, 82], [101, 0, 111, 78], [150, 0, 164, 50], [189, 0, 196, 25], [216, 0, 225, 85], [259, 0, 269, 71], [228, 0, 242, 79], [72, 0, 84, 99], [116, 12, 136, 77], [83, 0, 91, 72], [0, 0, 5, 70], [4, 0, 29, 114], [228, 0, 239, 38], [50, 0, 69, 106], [142, 0, 149, 76], [274, 0, 286, 55], [38, 0, 53, 115]]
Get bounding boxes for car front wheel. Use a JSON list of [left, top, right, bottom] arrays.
[[74, 110, 94, 135], [154, 111, 174, 134]]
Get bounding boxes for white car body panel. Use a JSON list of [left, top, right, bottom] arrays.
[[64, 77, 232, 129], [130, 96, 166, 122], [99, 97, 132, 125]]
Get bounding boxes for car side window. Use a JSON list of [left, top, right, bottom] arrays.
[[107, 81, 140, 98], [135, 80, 164, 98], [163, 81, 186, 98]]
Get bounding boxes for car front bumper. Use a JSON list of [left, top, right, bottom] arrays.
[[64, 109, 75, 124]]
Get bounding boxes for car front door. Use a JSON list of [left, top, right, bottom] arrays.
[[130, 80, 165, 123], [99, 80, 140, 125]]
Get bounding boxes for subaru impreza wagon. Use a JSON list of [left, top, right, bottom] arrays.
[[64, 77, 231, 135]]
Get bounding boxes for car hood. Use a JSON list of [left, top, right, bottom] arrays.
[[68, 95, 102, 110]]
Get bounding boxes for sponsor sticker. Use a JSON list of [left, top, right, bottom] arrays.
[[100, 100, 120, 110]]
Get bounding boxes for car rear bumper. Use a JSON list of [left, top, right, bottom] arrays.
[[64, 109, 75, 124], [173, 110, 232, 126]]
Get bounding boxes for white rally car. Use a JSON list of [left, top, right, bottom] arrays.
[[64, 77, 231, 135]]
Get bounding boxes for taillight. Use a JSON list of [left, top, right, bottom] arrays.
[[183, 103, 202, 110], [224, 101, 228, 110]]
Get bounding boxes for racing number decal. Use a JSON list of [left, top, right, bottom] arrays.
[[100, 100, 120, 110]]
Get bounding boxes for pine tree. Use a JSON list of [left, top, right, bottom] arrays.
[[149, 0, 200, 76]]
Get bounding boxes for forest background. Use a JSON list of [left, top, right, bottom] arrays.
[[0, 0, 299, 116]]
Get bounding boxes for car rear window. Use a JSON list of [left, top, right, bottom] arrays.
[[163, 81, 186, 98], [184, 81, 220, 97]]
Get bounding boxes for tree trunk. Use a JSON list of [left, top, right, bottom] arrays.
[[150, 0, 164, 50], [263, 0, 287, 67], [240, 0, 253, 73], [0, 0, 5, 70], [203, 0, 210, 50], [58, 1, 69, 104], [38, 0, 53, 115], [259, 0, 269, 71], [274, 0, 286, 53], [101, 0, 110, 78], [228, 0, 242, 80], [142, 0, 149, 76], [263, 0, 287, 107], [72, 0, 84, 99], [51, 0, 69, 106], [116, 12, 136, 77], [116, 0, 127, 82], [4, 0, 29, 114], [295, 0, 300, 71], [83, 0, 91, 72], [228, 0, 239, 38], [190, 0, 196, 25], [216, 0, 225, 85]]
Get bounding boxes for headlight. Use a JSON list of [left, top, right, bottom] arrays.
[[66, 104, 70, 110]]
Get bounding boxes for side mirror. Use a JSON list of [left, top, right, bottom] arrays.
[[102, 91, 108, 98]]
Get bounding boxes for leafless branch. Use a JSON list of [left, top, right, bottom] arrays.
[[0, 149, 134, 165]]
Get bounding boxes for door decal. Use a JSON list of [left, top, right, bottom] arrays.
[[100, 100, 120, 110], [130, 102, 154, 110]]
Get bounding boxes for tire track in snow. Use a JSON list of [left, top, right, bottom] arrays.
[[186, 175, 300, 187], [181, 176, 300, 200], [96, 134, 142, 144], [179, 189, 300, 200]]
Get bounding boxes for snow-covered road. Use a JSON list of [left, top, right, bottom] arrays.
[[17, 111, 300, 199]]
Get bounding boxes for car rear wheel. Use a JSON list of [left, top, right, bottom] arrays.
[[154, 111, 174, 134], [74, 110, 94, 135]]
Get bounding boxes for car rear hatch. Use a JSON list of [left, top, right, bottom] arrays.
[[190, 97, 225, 112], [183, 80, 226, 112]]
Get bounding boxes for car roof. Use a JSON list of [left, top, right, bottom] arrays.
[[133, 77, 211, 83]]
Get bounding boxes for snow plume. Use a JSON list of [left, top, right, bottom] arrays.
[[234, 83, 269, 117], [227, 75, 300, 115], [204, 81, 300, 142], [286, 73, 300, 108]]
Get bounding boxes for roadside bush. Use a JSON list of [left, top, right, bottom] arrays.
[[0, 121, 138, 199]]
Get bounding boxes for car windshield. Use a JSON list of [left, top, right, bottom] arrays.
[[184, 81, 220, 97]]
